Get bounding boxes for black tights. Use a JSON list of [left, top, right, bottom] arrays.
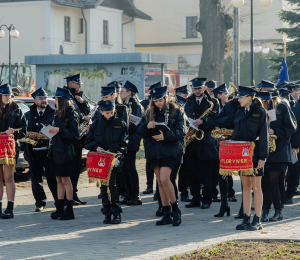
[[262, 171, 281, 210]]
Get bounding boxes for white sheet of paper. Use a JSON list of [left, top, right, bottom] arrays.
[[267, 109, 277, 122], [33, 147, 48, 151], [40, 125, 57, 139], [188, 118, 198, 131], [129, 115, 142, 126]]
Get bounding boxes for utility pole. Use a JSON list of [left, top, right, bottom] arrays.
[[232, 7, 240, 86]]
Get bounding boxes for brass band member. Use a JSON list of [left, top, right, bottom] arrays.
[[85, 100, 128, 224], [234, 86, 269, 231], [120, 81, 143, 206], [49, 88, 79, 220], [258, 91, 296, 222], [137, 86, 186, 226], [184, 78, 220, 209], [0, 84, 26, 219], [23, 88, 57, 212]]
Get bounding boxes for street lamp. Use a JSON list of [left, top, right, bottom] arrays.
[[232, 0, 272, 86], [0, 24, 19, 86]]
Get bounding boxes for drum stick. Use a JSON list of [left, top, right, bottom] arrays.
[[0, 128, 22, 134]]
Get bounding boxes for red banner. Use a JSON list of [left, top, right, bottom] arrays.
[[86, 152, 116, 185], [0, 134, 16, 165], [219, 141, 255, 176]]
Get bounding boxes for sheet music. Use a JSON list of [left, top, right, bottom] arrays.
[[129, 115, 142, 126], [188, 118, 198, 131], [153, 122, 170, 131], [40, 125, 57, 139], [267, 109, 277, 122]]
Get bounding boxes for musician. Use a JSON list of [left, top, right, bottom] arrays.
[[184, 78, 220, 209], [108, 81, 122, 95], [257, 91, 296, 222], [137, 86, 187, 226], [23, 87, 57, 212], [119, 81, 144, 206], [234, 86, 269, 231], [0, 84, 26, 219], [49, 87, 79, 220], [206, 80, 217, 98], [64, 74, 90, 205], [84, 100, 128, 224], [212, 83, 229, 109]]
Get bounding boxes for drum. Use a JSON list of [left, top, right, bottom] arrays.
[[219, 140, 257, 176], [0, 134, 16, 165], [86, 152, 117, 186]]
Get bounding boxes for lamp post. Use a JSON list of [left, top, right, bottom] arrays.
[[232, 0, 272, 86], [0, 24, 19, 86]]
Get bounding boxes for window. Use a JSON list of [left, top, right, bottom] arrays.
[[79, 18, 83, 34], [64, 16, 70, 42], [103, 20, 109, 45], [186, 16, 198, 38]]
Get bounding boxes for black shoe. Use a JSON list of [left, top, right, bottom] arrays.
[[185, 201, 200, 208], [180, 194, 191, 202], [171, 202, 181, 226], [201, 202, 210, 209], [51, 199, 64, 219], [156, 206, 172, 226], [143, 187, 153, 194], [212, 197, 221, 202], [261, 209, 269, 222], [156, 206, 164, 217], [247, 214, 262, 231], [98, 193, 103, 199], [0, 201, 14, 219], [35, 206, 45, 212], [103, 212, 112, 224], [214, 203, 230, 217], [0, 201, 2, 215], [72, 200, 80, 206], [126, 198, 142, 206], [283, 198, 293, 204], [120, 197, 130, 205], [236, 214, 251, 230], [228, 196, 237, 202], [153, 192, 158, 201], [235, 204, 244, 219], [73, 197, 87, 205], [269, 209, 283, 222], [59, 200, 75, 220], [111, 213, 122, 224]]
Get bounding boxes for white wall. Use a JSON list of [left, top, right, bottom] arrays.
[[0, 1, 46, 64], [122, 16, 135, 53]]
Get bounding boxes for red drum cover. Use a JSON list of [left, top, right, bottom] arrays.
[[0, 134, 16, 165], [219, 141, 256, 176], [86, 152, 116, 185]]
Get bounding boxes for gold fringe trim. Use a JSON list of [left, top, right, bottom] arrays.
[[0, 158, 16, 165], [251, 141, 255, 157], [219, 168, 258, 177]]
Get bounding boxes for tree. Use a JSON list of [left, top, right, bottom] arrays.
[[196, 0, 233, 83], [269, 0, 300, 82]]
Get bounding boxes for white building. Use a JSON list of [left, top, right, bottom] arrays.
[[0, 0, 151, 64]]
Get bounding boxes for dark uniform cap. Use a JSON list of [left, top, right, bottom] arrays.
[[123, 80, 139, 94], [176, 95, 187, 105], [279, 88, 290, 96], [212, 83, 228, 94], [99, 100, 115, 111], [31, 87, 48, 98], [108, 81, 122, 91], [206, 80, 217, 89], [190, 77, 207, 88], [150, 86, 167, 101], [261, 80, 275, 89], [64, 74, 83, 84], [276, 81, 289, 89], [236, 86, 257, 98], [286, 83, 300, 90], [101, 85, 116, 97], [53, 87, 71, 100], [149, 82, 162, 91], [256, 91, 272, 101], [0, 84, 12, 96], [175, 85, 189, 94]]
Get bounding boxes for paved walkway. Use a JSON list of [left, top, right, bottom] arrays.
[[1, 158, 300, 260]]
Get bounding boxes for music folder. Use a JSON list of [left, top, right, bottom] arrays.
[[153, 122, 170, 131]]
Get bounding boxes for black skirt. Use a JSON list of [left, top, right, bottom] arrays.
[[50, 159, 74, 177], [264, 162, 288, 174], [149, 158, 176, 171]]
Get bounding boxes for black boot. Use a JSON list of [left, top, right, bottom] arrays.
[[0, 201, 14, 219], [111, 212, 122, 224], [261, 209, 269, 222], [59, 200, 75, 220], [0, 201, 2, 215], [236, 214, 251, 230], [247, 214, 262, 231], [235, 203, 244, 219], [214, 203, 230, 217], [156, 205, 164, 216], [156, 206, 172, 226], [171, 202, 181, 226], [269, 209, 283, 222], [103, 212, 112, 224], [51, 199, 64, 219]]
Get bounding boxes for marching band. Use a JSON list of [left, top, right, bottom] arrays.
[[0, 74, 299, 231]]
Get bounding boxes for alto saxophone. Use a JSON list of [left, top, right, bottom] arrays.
[[184, 100, 214, 147]]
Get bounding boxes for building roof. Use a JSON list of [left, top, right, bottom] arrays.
[[0, 0, 152, 20]]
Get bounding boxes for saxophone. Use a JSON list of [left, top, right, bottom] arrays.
[[78, 95, 98, 139], [184, 100, 214, 147], [18, 132, 48, 146]]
